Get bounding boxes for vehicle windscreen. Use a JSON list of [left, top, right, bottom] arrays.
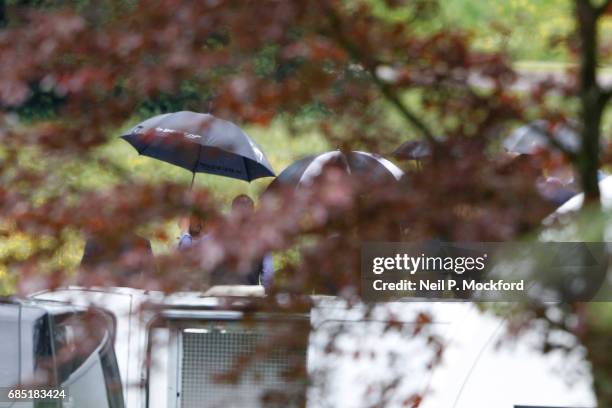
[[52, 309, 124, 408]]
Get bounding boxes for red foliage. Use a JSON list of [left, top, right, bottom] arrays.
[[1, 0, 611, 405]]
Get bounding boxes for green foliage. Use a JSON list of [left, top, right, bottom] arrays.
[[437, 0, 573, 61], [368, 0, 612, 63], [9, 84, 64, 121]]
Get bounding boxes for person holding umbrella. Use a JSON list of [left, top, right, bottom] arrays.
[[121, 112, 276, 239], [179, 194, 274, 288], [502, 120, 609, 206], [178, 212, 207, 249], [230, 194, 275, 289], [120, 110, 276, 279]]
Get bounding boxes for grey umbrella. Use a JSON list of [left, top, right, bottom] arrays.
[[264, 150, 403, 194], [121, 111, 275, 185], [393, 139, 432, 161], [503, 120, 580, 154]]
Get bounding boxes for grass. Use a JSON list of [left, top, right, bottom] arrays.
[[515, 61, 612, 74], [439, 0, 575, 62]]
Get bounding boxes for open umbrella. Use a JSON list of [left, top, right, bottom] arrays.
[[393, 139, 432, 161], [265, 150, 403, 193], [503, 120, 580, 155], [121, 111, 275, 185]]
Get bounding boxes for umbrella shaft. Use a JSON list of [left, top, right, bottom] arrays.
[[190, 172, 196, 189]]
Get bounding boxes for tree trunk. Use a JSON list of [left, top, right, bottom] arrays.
[[0, 0, 5, 27], [576, 0, 602, 205], [575, 3, 610, 407]]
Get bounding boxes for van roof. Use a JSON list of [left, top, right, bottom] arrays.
[[0, 296, 79, 315]]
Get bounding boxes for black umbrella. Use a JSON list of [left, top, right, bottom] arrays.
[[393, 139, 432, 161], [265, 150, 403, 192], [503, 120, 579, 155], [121, 111, 275, 185]]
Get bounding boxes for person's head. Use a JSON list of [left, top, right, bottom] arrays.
[[189, 214, 205, 237], [232, 194, 254, 214]]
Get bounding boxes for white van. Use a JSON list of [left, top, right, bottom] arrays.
[[31, 287, 596, 408]]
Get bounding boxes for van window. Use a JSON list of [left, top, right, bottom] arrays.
[[99, 335, 125, 408], [52, 311, 105, 384], [33, 314, 56, 386], [51, 309, 124, 408]]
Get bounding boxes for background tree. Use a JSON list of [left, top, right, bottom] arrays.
[[0, 0, 611, 405]]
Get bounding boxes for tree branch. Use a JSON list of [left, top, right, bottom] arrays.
[[367, 68, 439, 145], [321, 2, 438, 146]]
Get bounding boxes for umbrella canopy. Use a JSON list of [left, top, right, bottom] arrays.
[[393, 139, 432, 161], [503, 120, 580, 155], [121, 111, 275, 182], [549, 174, 612, 216], [265, 150, 403, 192], [536, 177, 579, 207]]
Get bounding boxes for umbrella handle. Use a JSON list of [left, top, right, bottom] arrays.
[[190, 172, 196, 189]]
